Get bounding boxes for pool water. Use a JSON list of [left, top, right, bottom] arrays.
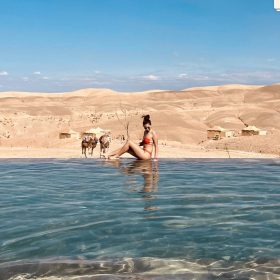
[[0, 159, 280, 279]]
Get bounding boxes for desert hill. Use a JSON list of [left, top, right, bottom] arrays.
[[0, 84, 280, 156]]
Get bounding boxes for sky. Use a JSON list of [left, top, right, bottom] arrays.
[[0, 0, 280, 92]]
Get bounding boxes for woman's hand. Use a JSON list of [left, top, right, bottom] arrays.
[[152, 131, 159, 162]]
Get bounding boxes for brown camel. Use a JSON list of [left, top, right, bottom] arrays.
[[99, 134, 110, 158], [81, 137, 98, 158]]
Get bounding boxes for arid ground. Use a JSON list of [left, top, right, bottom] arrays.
[[0, 84, 280, 158]]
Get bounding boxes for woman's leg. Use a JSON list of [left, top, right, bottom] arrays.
[[108, 140, 150, 160], [108, 144, 127, 157], [108, 141, 130, 159]]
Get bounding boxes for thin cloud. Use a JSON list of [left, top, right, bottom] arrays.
[[33, 71, 41, 75], [177, 73, 189, 79], [2, 68, 280, 92], [142, 74, 160, 81], [0, 71, 8, 76], [177, 73, 209, 81], [266, 58, 277, 63], [216, 70, 280, 83]]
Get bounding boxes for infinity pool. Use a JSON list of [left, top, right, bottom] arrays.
[[0, 159, 280, 279]]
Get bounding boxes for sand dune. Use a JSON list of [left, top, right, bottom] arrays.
[[0, 84, 280, 158]]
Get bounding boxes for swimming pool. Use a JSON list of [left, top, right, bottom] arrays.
[[0, 159, 280, 279]]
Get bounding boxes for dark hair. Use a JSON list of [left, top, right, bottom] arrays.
[[142, 114, 151, 126]]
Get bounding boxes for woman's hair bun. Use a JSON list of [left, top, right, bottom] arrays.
[[142, 114, 150, 120], [142, 114, 151, 125]]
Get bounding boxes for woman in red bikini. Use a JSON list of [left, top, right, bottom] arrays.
[[108, 115, 158, 160]]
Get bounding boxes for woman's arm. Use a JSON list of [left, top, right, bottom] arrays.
[[152, 131, 159, 160]]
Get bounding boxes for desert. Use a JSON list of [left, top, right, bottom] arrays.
[[0, 84, 280, 159]]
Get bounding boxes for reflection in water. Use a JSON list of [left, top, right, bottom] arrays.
[[103, 160, 159, 213]]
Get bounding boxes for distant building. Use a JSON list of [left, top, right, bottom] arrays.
[[81, 127, 110, 139], [207, 126, 234, 140], [241, 126, 267, 136], [59, 129, 80, 139]]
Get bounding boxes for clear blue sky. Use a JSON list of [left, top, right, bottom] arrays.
[[0, 0, 280, 92]]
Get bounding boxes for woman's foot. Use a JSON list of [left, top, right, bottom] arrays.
[[107, 155, 120, 160]]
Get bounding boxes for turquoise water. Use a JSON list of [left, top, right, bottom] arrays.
[[0, 159, 280, 279]]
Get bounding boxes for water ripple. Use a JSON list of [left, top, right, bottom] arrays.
[[0, 159, 280, 278]]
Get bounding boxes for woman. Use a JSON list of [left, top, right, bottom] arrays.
[[108, 115, 158, 160]]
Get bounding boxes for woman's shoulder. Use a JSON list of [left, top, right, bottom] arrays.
[[151, 129, 157, 137]]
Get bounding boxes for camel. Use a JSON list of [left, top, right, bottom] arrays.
[[81, 137, 98, 158], [99, 134, 110, 158]]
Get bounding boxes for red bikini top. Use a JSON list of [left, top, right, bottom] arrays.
[[143, 137, 152, 145]]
